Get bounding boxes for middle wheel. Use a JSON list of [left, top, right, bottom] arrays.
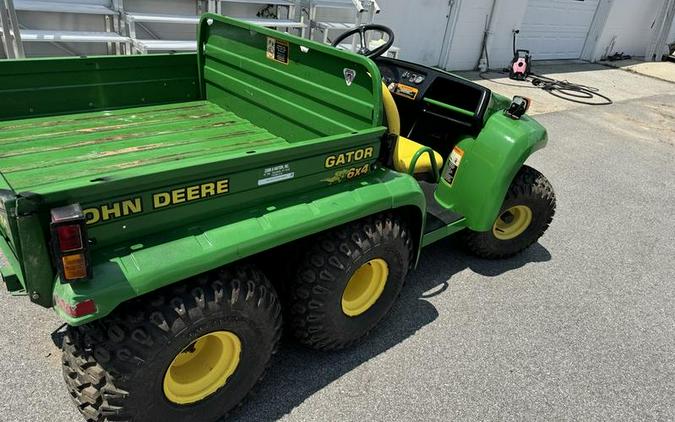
[[289, 213, 413, 351]]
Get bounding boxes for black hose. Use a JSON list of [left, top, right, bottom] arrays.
[[479, 70, 613, 106], [530, 73, 613, 105]]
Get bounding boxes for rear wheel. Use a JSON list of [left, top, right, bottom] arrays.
[[289, 213, 413, 351], [464, 165, 556, 259], [62, 266, 282, 422]]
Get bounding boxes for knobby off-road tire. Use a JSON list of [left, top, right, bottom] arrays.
[[464, 165, 556, 259], [62, 266, 282, 422], [289, 213, 413, 351]]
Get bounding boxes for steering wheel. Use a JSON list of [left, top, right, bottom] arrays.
[[331, 24, 395, 59]]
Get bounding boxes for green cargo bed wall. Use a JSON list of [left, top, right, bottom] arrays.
[[198, 14, 383, 143], [0, 54, 200, 121]]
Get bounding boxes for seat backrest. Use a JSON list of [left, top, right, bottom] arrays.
[[381, 82, 400, 136], [382, 82, 441, 177]]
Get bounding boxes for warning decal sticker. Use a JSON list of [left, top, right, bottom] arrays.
[[258, 163, 294, 186], [443, 146, 464, 186], [266, 37, 289, 65], [392, 83, 419, 100]]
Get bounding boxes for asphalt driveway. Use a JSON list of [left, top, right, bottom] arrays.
[[0, 69, 673, 421]]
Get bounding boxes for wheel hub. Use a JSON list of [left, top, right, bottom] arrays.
[[163, 330, 241, 405], [492, 205, 533, 240], [341, 259, 389, 317]]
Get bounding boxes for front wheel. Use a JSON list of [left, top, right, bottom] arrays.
[[464, 165, 556, 259], [62, 266, 282, 422]]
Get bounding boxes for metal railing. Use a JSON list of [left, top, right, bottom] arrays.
[[1, 0, 395, 59]]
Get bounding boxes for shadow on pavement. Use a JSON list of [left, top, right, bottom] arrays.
[[230, 237, 551, 421], [461, 243, 551, 277]]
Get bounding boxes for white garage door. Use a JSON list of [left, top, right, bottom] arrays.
[[519, 0, 601, 60]]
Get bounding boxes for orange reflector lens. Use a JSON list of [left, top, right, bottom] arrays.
[[61, 253, 87, 280]]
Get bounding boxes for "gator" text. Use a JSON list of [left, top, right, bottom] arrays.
[[324, 147, 374, 168]]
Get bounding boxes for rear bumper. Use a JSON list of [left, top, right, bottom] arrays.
[[0, 235, 24, 294]]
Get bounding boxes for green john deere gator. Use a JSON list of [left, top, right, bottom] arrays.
[[0, 15, 555, 421]]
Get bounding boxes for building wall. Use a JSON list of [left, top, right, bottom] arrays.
[[374, 0, 453, 66], [374, 0, 501, 69], [374, 0, 522, 70], [377, 0, 674, 70], [441, 0, 493, 70], [442, 0, 529, 71], [590, 0, 666, 60]]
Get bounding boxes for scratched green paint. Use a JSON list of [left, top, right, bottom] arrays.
[[0, 101, 287, 191]]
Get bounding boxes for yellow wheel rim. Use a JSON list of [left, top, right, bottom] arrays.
[[492, 205, 533, 240], [163, 331, 241, 405], [341, 259, 389, 317]]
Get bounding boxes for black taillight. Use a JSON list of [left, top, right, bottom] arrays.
[[50, 204, 91, 282]]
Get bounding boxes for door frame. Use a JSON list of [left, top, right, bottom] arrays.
[[580, 0, 613, 61]]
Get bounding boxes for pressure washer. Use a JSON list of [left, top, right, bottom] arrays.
[[509, 30, 532, 81]]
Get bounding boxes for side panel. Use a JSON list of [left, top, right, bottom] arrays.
[[0, 54, 200, 121], [13, 127, 385, 310], [434, 112, 548, 231], [53, 169, 425, 326], [37, 128, 385, 250], [0, 235, 23, 293], [0, 182, 24, 292], [0, 179, 18, 250]]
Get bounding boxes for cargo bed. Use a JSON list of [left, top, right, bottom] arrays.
[[0, 101, 289, 194], [0, 15, 386, 312]]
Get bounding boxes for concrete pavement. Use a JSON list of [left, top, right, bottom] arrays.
[[457, 61, 675, 115], [237, 91, 675, 422], [599, 59, 675, 84], [0, 66, 673, 422]]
